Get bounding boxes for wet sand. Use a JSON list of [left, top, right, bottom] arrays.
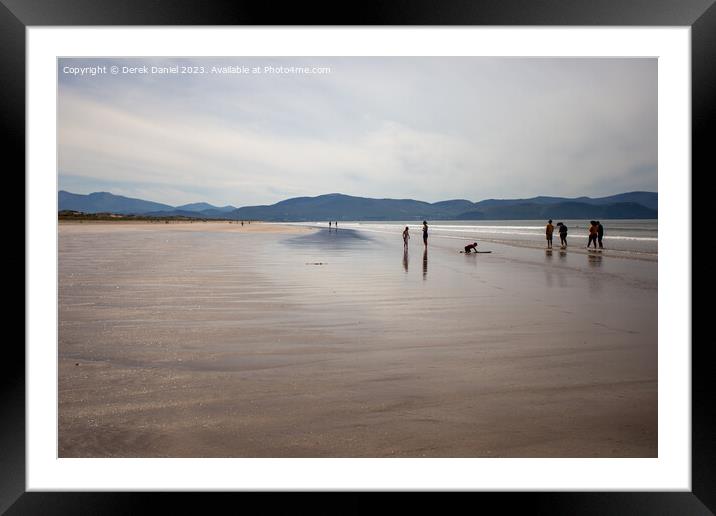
[[58, 221, 657, 457]]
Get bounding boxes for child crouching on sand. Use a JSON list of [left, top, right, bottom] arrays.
[[464, 242, 478, 253]]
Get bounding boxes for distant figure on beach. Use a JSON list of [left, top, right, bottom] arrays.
[[329, 221, 332, 230], [597, 221, 604, 248], [403, 226, 410, 249], [464, 242, 478, 253], [335, 221, 338, 229], [557, 222, 568, 248], [587, 220, 599, 248], [422, 221, 428, 247], [241, 220, 244, 226], [545, 219, 554, 249]]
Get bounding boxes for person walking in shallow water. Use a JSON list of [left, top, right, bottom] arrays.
[[422, 221, 428, 247], [587, 221, 599, 248], [596, 221, 604, 248], [545, 219, 555, 249], [403, 226, 410, 250], [557, 222, 568, 248]]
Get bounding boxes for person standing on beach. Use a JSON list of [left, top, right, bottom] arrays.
[[329, 221, 332, 230], [403, 226, 410, 250], [597, 221, 604, 248], [587, 221, 599, 248], [422, 221, 428, 247], [557, 222, 568, 248], [545, 219, 555, 249]]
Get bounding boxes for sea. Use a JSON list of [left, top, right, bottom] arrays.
[[283, 219, 658, 258]]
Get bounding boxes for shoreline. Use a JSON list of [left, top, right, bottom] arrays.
[[466, 236, 658, 262], [58, 219, 657, 261], [279, 221, 658, 263], [58, 219, 316, 234]]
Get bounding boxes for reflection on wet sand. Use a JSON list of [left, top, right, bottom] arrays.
[[544, 249, 554, 286], [464, 252, 478, 267], [423, 248, 428, 280], [403, 249, 409, 273], [583, 252, 603, 293], [544, 264, 569, 289], [284, 226, 373, 251]]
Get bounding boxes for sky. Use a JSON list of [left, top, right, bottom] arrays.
[[58, 57, 657, 208]]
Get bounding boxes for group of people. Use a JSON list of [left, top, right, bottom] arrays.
[[402, 219, 605, 253], [330, 219, 604, 253], [403, 221, 429, 250], [587, 220, 605, 249], [545, 219, 604, 249], [404, 222, 477, 254]]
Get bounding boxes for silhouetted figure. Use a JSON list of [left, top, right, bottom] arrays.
[[587, 220, 598, 248], [545, 219, 554, 249], [422, 220, 428, 247], [241, 220, 244, 226], [557, 222, 568, 248], [597, 221, 604, 248], [464, 242, 478, 253], [335, 221, 338, 229], [329, 221, 332, 229], [403, 226, 410, 250], [423, 248, 428, 279]]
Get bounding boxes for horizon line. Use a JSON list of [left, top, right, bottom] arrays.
[[58, 189, 658, 209]]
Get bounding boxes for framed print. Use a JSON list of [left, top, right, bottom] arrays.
[[6, 0, 711, 513]]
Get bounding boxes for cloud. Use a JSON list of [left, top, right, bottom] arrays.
[[58, 91, 482, 205], [58, 57, 657, 206]]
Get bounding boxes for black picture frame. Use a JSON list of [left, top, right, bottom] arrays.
[[6, 1, 710, 513]]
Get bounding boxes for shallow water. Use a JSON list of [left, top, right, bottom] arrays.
[[285, 219, 658, 258]]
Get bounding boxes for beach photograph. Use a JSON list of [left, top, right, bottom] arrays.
[[58, 57, 657, 458]]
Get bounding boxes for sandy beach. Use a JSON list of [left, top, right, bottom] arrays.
[[58, 221, 657, 457]]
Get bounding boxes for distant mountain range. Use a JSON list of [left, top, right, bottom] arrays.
[[176, 202, 236, 213], [58, 190, 657, 220], [59, 191, 236, 219]]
